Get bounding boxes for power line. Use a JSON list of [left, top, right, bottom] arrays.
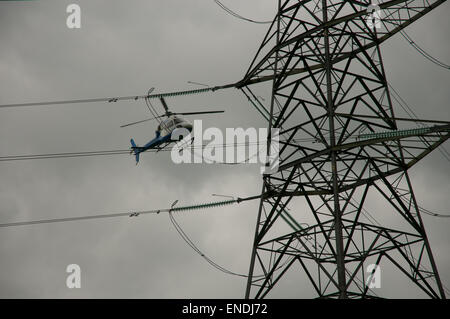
[[169, 210, 250, 278], [214, 0, 272, 24], [388, 83, 450, 163], [419, 206, 450, 218], [0, 185, 305, 280], [400, 30, 450, 70], [0, 149, 131, 162], [0, 127, 443, 163], [174, 197, 382, 295], [0, 86, 232, 109], [0, 142, 263, 162], [169, 208, 307, 279], [388, 84, 422, 122], [0, 194, 276, 279], [0, 143, 260, 163], [0, 198, 243, 229], [0, 137, 331, 163], [399, 197, 450, 218]]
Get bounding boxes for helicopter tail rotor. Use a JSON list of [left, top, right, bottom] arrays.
[[130, 139, 140, 164]]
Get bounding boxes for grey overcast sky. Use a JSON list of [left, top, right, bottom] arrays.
[[0, 0, 449, 298]]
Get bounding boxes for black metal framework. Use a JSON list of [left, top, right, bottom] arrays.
[[243, 0, 449, 299]]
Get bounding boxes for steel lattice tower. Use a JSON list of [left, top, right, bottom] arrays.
[[240, 0, 449, 299]]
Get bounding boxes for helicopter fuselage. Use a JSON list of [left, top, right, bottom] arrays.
[[130, 115, 192, 163]]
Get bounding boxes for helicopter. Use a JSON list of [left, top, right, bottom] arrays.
[[120, 88, 224, 163]]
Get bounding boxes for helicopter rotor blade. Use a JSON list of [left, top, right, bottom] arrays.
[[160, 97, 170, 115], [120, 115, 164, 128], [175, 111, 225, 116], [120, 110, 224, 128]]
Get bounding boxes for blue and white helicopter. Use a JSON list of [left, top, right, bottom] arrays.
[[120, 89, 224, 163]]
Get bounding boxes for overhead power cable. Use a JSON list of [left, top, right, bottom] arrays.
[[0, 196, 261, 279], [214, 0, 272, 24], [0, 142, 266, 162], [418, 206, 450, 218], [1, 124, 443, 163], [0, 85, 234, 109], [169, 207, 304, 279], [0, 198, 249, 229], [400, 30, 450, 70], [387, 83, 450, 163], [0, 193, 295, 280], [0, 149, 131, 162], [0, 136, 342, 163], [168, 211, 250, 278], [399, 197, 450, 218]]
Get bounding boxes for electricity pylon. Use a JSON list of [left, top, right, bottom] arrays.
[[241, 0, 449, 299]]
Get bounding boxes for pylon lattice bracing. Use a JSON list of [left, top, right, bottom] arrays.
[[243, 0, 449, 299]]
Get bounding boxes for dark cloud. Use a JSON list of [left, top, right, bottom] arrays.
[[0, 0, 449, 298]]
